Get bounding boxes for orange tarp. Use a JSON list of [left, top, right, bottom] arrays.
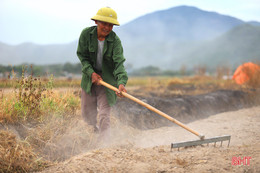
[[232, 62, 260, 85]]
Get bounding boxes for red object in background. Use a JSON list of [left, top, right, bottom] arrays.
[[232, 62, 260, 85]]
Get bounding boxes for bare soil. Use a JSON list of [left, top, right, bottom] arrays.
[[40, 105, 260, 173]]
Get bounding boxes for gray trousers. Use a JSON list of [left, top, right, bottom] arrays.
[[81, 85, 111, 135]]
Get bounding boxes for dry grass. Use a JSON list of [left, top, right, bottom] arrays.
[[176, 157, 188, 167], [0, 130, 49, 173], [0, 88, 80, 124], [0, 91, 17, 123], [0, 77, 81, 89], [0, 72, 82, 172], [40, 89, 80, 117], [25, 116, 96, 162], [127, 75, 243, 98]]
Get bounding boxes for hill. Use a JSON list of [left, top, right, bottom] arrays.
[[0, 41, 78, 65], [175, 24, 260, 70], [115, 5, 245, 70], [115, 5, 243, 42], [0, 5, 259, 72]]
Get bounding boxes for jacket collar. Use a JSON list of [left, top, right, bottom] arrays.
[[89, 26, 115, 57], [106, 31, 114, 42]]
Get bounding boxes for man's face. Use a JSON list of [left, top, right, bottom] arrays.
[[96, 21, 113, 39]]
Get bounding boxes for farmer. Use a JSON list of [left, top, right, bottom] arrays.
[[77, 7, 128, 141]]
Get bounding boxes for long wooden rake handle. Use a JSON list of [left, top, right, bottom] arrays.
[[99, 80, 205, 140]]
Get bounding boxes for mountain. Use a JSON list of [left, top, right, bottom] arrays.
[[115, 5, 243, 42], [0, 41, 78, 65], [114, 5, 248, 70], [248, 21, 260, 26], [0, 5, 259, 72], [174, 24, 260, 70]]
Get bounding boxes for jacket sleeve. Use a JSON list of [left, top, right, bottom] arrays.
[[77, 29, 94, 77], [112, 37, 128, 87]]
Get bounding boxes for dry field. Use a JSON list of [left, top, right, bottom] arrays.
[[41, 106, 260, 173], [0, 75, 260, 172]]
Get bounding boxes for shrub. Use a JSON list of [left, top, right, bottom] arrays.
[[12, 65, 53, 122]]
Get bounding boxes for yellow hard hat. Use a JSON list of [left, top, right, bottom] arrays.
[[91, 7, 120, 26]]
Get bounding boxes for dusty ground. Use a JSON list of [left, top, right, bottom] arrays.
[[40, 105, 260, 173]]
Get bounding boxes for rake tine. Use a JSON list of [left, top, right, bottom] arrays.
[[228, 138, 231, 147], [171, 135, 231, 150]]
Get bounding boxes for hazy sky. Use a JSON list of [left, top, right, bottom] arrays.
[[1, 0, 260, 45]]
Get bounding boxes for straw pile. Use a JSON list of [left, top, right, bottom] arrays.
[[0, 130, 48, 173]]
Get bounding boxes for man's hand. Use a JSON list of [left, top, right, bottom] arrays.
[[91, 72, 102, 85], [116, 84, 127, 97]]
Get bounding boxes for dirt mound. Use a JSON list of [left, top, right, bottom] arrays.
[[113, 90, 254, 129], [41, 106, 260, 173]]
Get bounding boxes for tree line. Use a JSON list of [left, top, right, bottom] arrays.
[[0, 63, 82, 78], [0, 63, 192, 78]]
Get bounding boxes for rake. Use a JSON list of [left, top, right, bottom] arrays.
[[99, 80, 231, 150]]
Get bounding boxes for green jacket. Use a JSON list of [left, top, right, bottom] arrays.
[[77, 26, 128, 106]]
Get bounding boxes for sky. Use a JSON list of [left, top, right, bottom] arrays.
[[1, 0, 260, 45]]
